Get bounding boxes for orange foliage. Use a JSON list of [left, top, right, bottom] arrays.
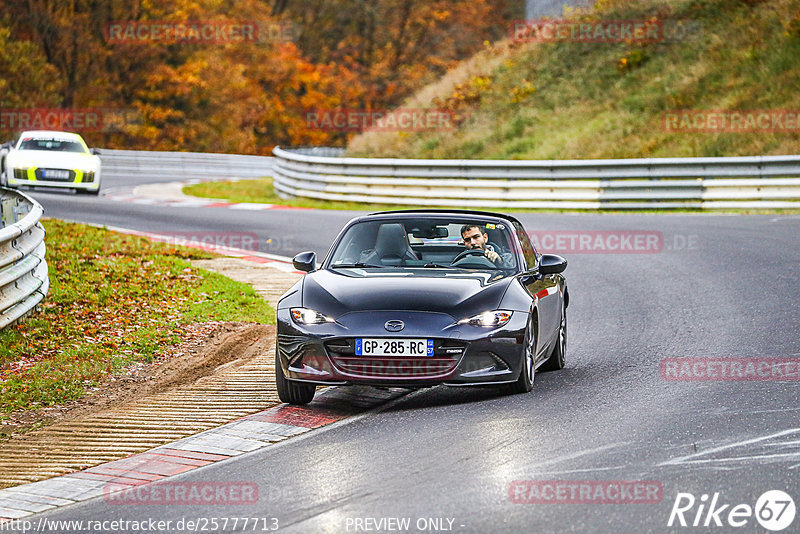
[[0, 0, 517, 152]]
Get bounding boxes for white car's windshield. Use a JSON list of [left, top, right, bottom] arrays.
[[18, 138, 87, 153], [328, 218, 519, 271]]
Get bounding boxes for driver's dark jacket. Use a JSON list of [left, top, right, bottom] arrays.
[[486, 244, 515, 268]]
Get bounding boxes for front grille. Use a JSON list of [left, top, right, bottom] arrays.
[[325, 338, 466, 379], [34, 168, 76, 182]]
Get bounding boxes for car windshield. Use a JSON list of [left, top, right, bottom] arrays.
[[17, 138, 87, 153], [328, 217, 519, 271]]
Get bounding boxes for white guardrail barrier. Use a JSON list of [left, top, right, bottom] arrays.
[[272, 147, 800, 209], [0, 188, 48, 330], [99, 149, 274, 181]]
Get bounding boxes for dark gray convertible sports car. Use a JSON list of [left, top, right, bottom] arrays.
[[275, 210, 568, 404]]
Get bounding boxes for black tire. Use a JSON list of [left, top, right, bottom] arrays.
[[541, 304, 566, 372], [506, 316, 535, 394], [275, 352, 316, 404]]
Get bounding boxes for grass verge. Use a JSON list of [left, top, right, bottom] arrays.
[[0, 219, 274, 419], [183, 177, 422, 212]]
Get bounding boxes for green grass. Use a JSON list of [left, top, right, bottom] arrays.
[[346, 0, 800, 160], [183, 177, 441, 212], [0, 219, 273, 417]]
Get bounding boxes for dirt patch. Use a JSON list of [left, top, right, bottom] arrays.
[[0, 322, 275, 440]]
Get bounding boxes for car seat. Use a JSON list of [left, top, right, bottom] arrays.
[[361, 223, 418, 266]]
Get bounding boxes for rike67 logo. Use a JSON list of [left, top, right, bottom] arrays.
[[668, 490, 796, 531]]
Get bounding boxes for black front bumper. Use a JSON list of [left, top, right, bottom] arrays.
[[276, 309, 527, 387]]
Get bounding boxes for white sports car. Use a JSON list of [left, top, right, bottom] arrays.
[[1, 131, 101, 195]]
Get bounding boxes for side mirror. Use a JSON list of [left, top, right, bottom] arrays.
[[539, 254, 567, 275], [0, 142, 11, 150], [292, 251, 317, 273], [90, 148, 101, 155]]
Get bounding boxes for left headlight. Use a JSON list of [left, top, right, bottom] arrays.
[[458, 310, 513, 327], [79, 169, 96, 182], [291, 307, 335, 325]]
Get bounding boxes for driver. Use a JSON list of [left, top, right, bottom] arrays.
[[460, 224, 514, 267]]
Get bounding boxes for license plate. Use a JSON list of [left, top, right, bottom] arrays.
[[43, 169, 70, 179], [355, 338, 434, 357]]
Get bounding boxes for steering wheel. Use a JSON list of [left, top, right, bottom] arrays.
[[452, 249, 489, 264]]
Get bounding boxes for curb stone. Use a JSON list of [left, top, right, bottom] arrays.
[[0, 387, 407, 520]]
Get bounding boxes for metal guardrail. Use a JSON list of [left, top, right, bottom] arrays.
[[0, 188, 48, 330], [99, 149, 274, 181], [272, 147, 800, 209]]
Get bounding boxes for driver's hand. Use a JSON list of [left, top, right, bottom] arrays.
[[485, 249, 500, 263]]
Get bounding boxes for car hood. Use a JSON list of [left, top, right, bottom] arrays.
[[7, 150, 99, 170], [302, 268, 515, 320]]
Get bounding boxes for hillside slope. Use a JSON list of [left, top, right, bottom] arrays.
[[348, 0, 800, 159]]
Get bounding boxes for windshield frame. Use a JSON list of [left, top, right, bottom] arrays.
[[16, 137, 89, 154], [323, 214, 523, 273]]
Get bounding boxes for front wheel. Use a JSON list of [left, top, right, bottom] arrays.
[[275, 352, 316, 404], [506, 318, 535, 394], [541, 305, 566, 372]]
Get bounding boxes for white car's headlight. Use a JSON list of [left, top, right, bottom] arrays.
[[291, 307, 335, 325], [10, 165, 32, 179], [458, 310, 513, 327]]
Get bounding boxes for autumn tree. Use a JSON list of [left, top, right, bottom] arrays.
[[0, 21, 63, 108], [0, 0, 519, 151]]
